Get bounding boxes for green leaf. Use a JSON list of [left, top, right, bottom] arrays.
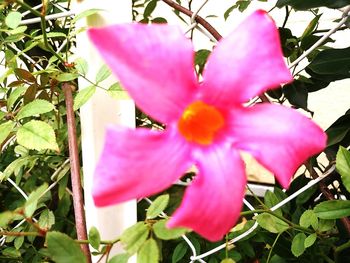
[[264, 190, 282, 216], [299, 210, 318, 230], [273, 187, 290, 214], [153, 219, 188, 240], [0, 156, 38, 181], [108, 83, 129, 99], [304, 233, 317, 248], [38, 209, 55, 230], [172, 242, 188, 263], [120, 222, 149, 254], [283, 80, 308, 110], [308, 47, 350, 76], [9, 25, 27, 35], [236, 0, 251, 12], [336, 146, 350, 192], [296, 184, 318, 205], [46, 232, 87, 263], [327, 126, 350, 147], [88, 226, 101, 250], [152, 17, 167, 24], [256, 213, 289, 233], [147, 194, 169, 219], [2, 247, 21, 258], [56, 73, 79, 82], [5, 11, 22, 29], [75, 58, 89, 76], [73, 86, 96, 110], [0, 211, 15, 228], [7, 85, 28, 110], [17, 120, 59, 151], [108, 254, 129, 263], [0, 111, 6, 120], [144, 0, 158, 19], [224, 5, 236, 20], [16, 99, 54, 120], [72, 8, 102, 23], [137, 238, 159, 263], [221, 259, 236, 263], [301, 15, 321, 39], [14, 236, 24, 250], [34, 32, 67, 40], [317, 219, 335, 232], [0, 120, 15, 145], [314, 200, 350, 219], [24, 183, 48, 217], [291, 233, 306, 257], [195, 49, 211, 75], [95, 64, 111, 83]]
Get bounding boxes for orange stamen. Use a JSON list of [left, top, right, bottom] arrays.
[[178, 101, 225, 145]]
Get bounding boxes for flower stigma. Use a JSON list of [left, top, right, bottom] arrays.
[[178, 101, 225, 145]]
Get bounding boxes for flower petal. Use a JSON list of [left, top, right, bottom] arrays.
[[88, 24, 197, 123], [230, 104, 327, 188], [167, 146, 246, 241], [201, 10, 292, 105], [93, 127, 192, 206]]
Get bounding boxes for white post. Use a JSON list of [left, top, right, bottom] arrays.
[[73, 1, 136, 261]]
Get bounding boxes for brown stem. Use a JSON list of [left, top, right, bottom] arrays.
[[161, 0, 222, 41], [307, 163, 350, 237], [63, 83, 92, 263], [25, 217, 47, 236], [0, 231, 43, 237]]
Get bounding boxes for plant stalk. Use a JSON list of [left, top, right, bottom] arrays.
[[63, 83, 92, 263]]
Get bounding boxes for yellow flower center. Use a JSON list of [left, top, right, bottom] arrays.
[[178, 101, 225, 145]]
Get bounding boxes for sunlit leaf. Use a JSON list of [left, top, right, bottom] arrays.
[[256, 213, 289, 233], [95, 64, 111, 83], [17, 120, 59, 151], [137, 238, 159, 263], [120, 222, 149, 254], [153, 219, 188, 240], [5, 11, 22, 29], [336, 146, 350, 192], [291, 233, 306, 257], [0, 120, 15, 145], [24, 183, 48, 217], [304, 233, 317, 248], [16, 99, 54, 120], [56, 73, 79, 82], [88, 226, 101, 250], [146, 194, 169, 219], [73, 86, 96, 110]]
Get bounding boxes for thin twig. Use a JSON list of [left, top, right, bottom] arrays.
[[0, 231, 43, 237], [162, 0, 272, 103], [282, 6, 290, 28], [161, 0, 222, 40], [62, 83, 92, 263]]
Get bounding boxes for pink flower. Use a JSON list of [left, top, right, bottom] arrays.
[[88, 10, 326, 241]]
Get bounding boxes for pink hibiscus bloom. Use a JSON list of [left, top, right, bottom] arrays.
[[88, 10, 326, 241]]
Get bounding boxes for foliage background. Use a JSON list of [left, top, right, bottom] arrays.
[[1, 0, 350, 263]]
